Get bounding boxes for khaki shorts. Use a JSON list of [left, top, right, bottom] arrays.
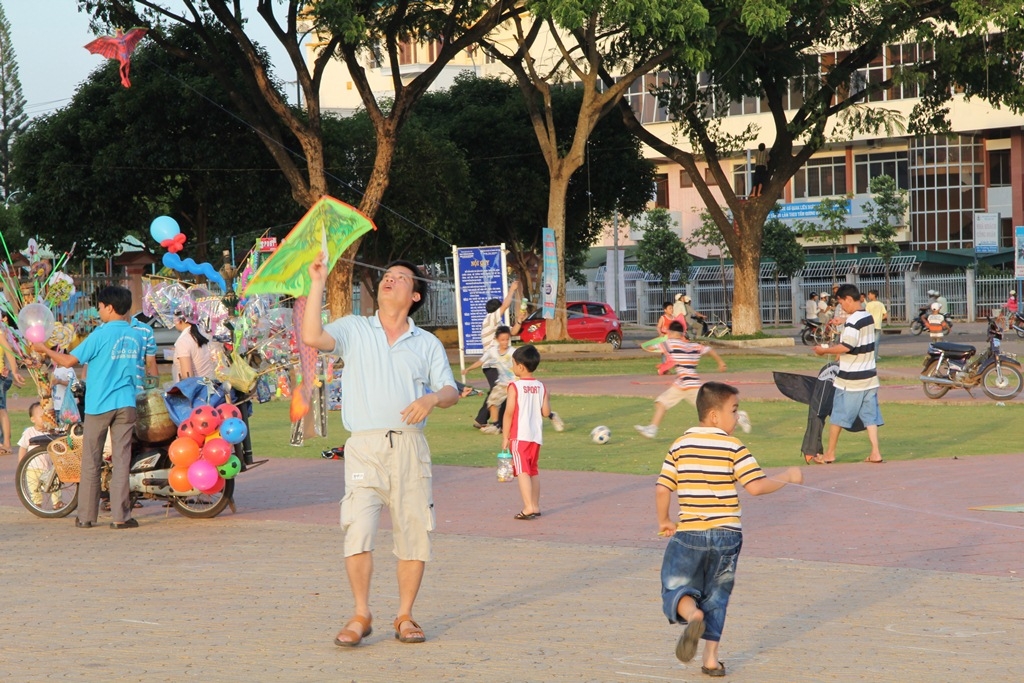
[[486, 383, 509, 409], [339, 429, 435, 561], [655, 385, 699, 410]]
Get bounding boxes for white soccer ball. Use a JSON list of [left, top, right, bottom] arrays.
[[590, 425, 611, 445]]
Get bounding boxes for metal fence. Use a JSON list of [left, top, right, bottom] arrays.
[[916, 274, 968, 320], [976, 276, 1016, 318]]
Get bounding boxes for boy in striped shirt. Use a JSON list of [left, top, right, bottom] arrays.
[[656, 382, 802, 676], [635, 321, 726, 439], [813, 283, 884, 464]]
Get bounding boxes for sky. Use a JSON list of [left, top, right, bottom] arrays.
[[4, 2, 296, 118]]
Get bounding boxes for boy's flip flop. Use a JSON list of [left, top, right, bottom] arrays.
[[514, 511, 537, 520], [675, 618, 706, 662]]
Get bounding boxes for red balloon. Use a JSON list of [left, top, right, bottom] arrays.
[[169, 437, 201, 467], [190, 405, 223, 436], [177, 420, 205, 446], [169, 465, 193, 493], [218, 404, 243, 421], [201, 438, 233, 467], [201, 476, 225, 495]]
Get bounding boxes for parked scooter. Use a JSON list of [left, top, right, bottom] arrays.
[[919, 325, 1023, 400], [1008, 310, 1024, 339], [15, 380, 259, 520]]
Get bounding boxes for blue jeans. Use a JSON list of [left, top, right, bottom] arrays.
[[661, 529, 742, 642]]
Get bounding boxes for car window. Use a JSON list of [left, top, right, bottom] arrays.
[[587, 304, 606, 317], [567, 304, 584, 318]]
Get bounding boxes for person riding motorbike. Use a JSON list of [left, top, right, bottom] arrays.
[[924, 302, 951, 341]]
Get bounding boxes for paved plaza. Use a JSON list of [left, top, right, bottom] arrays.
[[1, 448, 1022, 682]]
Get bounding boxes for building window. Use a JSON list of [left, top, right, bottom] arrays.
[[653, 174, 669, 208], [792, 156, 847, 199], [624, 72, 671, 124], [398, 40, 415, 65], [704, 168, 718, 186], [732, 164, 747, 196], [854, 151, 909, 194], [909, 135, 985, 250], [989, 149, 1011, 187], [679, 170, 692, 188]]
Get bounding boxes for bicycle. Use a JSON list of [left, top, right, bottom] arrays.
[[704, 315, 732, 339]]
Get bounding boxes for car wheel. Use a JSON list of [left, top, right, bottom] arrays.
[[605, 331, 622, 349]]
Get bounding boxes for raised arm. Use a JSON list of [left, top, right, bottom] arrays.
[[300, 256, 337, 353]]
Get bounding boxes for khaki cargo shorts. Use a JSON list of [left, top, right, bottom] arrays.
[[655, 384, 699, 410], [340, 428, 434, 561]]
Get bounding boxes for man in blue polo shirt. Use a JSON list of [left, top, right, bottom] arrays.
[[36, 286, 147, 529], [301, 257, 459, 649]]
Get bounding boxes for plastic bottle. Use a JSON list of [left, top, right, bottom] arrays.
[[496, 450, 513, 482]]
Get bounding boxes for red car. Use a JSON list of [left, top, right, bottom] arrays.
[[518, 301, 622, 349]]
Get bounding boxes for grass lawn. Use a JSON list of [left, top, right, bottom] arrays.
[[461, 353, 923, 379], [6, 356, 1010, 474], [90, 392, 1014, 476]]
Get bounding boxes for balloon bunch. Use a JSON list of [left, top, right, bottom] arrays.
[[168, 404, 248, 495], [150, 216, 227, 292]]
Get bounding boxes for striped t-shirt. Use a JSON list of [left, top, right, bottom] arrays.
[[834, 310, 879, 391], [657, 427, 766, 532], [661, 338, 709, 390]]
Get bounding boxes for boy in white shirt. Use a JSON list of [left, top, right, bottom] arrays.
[[501, 345, 551, 520]]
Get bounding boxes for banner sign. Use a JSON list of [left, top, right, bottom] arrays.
[[454, 245, 506, 357], [542, 228, 557, 318], [770, 200, 851, 221], [974, 213, 999, 255], [1016, 227, 1024, 279]]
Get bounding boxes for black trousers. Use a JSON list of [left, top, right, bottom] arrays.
[[475, 367, 499, 425]]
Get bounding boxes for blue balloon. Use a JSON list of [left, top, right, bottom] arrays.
[[150, 215, 181, 243], [219, 417, 248, 445]]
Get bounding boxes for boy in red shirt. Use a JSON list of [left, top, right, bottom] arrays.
[[502, 344, 551, 520]]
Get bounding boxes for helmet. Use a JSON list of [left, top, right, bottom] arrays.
[[820, 291, 829, 298], [682, 295, 691, 303], [930, 302, 941, 311], [674, 293, 683, 301], [1010, 290, 1017, 297]]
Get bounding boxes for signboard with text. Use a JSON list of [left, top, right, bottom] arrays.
[[453, 245, 506, 357], [542, 228, 557, 318], [1016, 227, 1024, 279], [974, 213, 999, 254]]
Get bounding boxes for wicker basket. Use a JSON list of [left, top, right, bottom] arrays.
[[48, 424, 84, 484]]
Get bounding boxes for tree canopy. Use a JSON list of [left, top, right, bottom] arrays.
[[12, 26, 296, 258], [635, 208, 691, 298], [409, 74, 656, 298], [613, 0, 1024, 333]]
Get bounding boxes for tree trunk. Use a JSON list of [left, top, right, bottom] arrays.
[[731, 243, 762, 335], [544, 168, 572, 341]]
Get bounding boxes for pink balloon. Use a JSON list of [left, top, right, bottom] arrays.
[[25, 324, 46, 343], [201, 438, 232, 467], [187, 459, 219, 491]]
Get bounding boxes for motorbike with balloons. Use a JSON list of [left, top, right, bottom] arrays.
[[15, 380, 256, 520]]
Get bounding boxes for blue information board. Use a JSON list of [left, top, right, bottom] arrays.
[[455, 246, 506, 356]]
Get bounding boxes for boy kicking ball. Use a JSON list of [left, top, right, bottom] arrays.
[[655, 382, 800, 676]]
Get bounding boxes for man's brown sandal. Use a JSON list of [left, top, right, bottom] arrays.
[[334, 615, 372, 647], [394, 615, 426, 643]]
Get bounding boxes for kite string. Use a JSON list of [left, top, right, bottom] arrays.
[[769, 478, 1024, 531]]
